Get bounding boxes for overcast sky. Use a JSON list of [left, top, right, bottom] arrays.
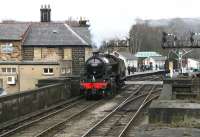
[[0, 0, 199, 46]]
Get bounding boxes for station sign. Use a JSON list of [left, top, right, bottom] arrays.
[[1, 43, 13, 53]]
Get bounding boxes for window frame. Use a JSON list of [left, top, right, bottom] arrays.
[[1, 67, 17, 74], [43, 68, 54, 75]]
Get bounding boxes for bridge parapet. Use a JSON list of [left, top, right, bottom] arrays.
[[0, 76, 80, 129]]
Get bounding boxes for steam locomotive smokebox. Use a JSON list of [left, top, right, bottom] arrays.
[[70, 75, 81, 97]]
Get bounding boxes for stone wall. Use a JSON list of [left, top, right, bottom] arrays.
[[23, 46, 91, 76], [40, 48, 63, 61], [72, 47, 85, 75], [149, 76, 200, 124], [23, 47, 34, 60], [0, 64, 60, 94], [19, 64, 60, 91], [37, 76, 81, 97], [0, 83, 70, 127], [0, 65, 19, 94]]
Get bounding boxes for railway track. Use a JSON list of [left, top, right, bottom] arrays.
[[0, 96, 83, 136], [34, 84, 144, 137], [118, 93, 159, 137], [6, 99, 102, 137], [0, 96, 99, 137], [1, 83, 161, 137], [1, 84, 140, 137], [81, 85, 160, 137]]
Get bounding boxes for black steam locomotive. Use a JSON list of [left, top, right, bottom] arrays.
[[80, 52, 126, 99]]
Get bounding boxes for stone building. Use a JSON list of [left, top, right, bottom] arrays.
[[144, 56, 167, 70], [113, 51, 138, 69], [0, 5, 92, 94]]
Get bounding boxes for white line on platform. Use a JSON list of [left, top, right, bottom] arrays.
[[125, 81, 163, 85]]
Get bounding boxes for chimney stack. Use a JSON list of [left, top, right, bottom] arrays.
[[40, 4, 51, 22], [79, 17, 89, 27]]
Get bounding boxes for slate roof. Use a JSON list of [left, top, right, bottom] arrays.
[[23, 23, 90, 46], [135, 51, 162, 58], [0, 23, 29, 40], [116, 51, 137, 60], [72, 27, 91, 45]]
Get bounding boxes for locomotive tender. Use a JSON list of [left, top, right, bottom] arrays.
[[80, 51, 126, 99]]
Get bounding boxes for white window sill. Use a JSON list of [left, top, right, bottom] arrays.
[[42, 73, 54, 76]]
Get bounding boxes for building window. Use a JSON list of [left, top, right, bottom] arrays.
[[49, 68, 53, 73], [34, 48, 42, 60], [61, 67, 71, 75], [61, 68, 66, 74], [2, 68, 6, 73], [7, 68, 11, 73], [64, 48, 72, 60], [43, 68, 54, 75], [1, 67, 17, 74], [12, 68, 16, 73]]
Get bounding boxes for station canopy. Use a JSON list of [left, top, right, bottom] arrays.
[[135, 51, 162, 58]]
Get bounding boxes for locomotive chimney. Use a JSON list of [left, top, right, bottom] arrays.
[[40, 4, 51, 22], [92, 48, 100, 57]]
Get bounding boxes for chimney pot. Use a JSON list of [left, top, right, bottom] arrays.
[[40, 4, 51, 22]]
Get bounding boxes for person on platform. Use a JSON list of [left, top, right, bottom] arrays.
[[127, 66, 131, 75]]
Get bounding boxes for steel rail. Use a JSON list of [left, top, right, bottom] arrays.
[[34, 100, 103, 137], [0, 96, 83, 137], [81, 84, 153, 137], [118, 93, 159, 137]]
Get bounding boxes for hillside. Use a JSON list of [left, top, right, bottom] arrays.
[[129, 18, 200, 58]]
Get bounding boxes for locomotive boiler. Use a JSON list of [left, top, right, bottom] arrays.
[[80, 52, 126, 99]]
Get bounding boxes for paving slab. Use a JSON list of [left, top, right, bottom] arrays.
[[131, 124, 200, 137], [149, 100, 200, 123]]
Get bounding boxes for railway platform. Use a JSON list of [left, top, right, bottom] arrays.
[[125, 74, 200, 137], [126, 70, 166, 80], [127, 70, 165, 77], [125, 70, 165, 85], [129, 124, 200, 137], [125, 81, 163, 85], [149, 76, 200, 133]]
